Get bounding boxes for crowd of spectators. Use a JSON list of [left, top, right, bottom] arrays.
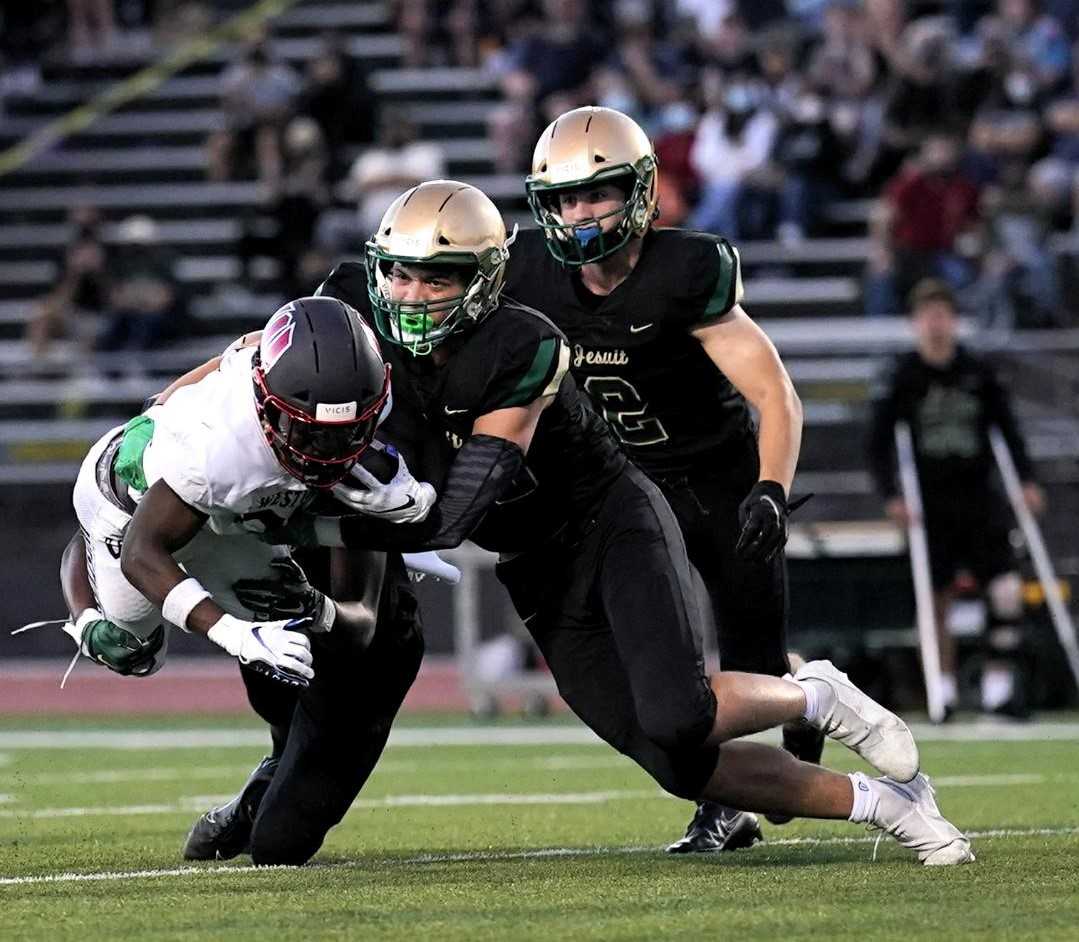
[[467, 0, 1079, 324], [17, 0, 1079, 359]]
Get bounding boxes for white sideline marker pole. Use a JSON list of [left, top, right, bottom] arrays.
[[894, 422, 947, 723], [988, 426, 1079, 689]]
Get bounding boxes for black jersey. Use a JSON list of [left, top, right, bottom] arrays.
[[503, 227, 757, 482], [867, 346, 1035, 498], [317, 261, 626, 551]]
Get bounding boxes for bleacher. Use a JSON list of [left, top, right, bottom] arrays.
[[1, 0, 1077, 620]]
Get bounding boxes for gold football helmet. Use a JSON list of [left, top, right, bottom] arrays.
[[366, 180, 516, 354], [526, 106, 659, 266]]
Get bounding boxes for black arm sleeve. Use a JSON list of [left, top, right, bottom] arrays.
[[866, 362, 902, 499], [336, 434, 526, 552], [983, 365, 1036, 481]]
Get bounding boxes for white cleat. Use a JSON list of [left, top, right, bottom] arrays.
[[795, 659, 920, 782], [870, 773, 975, 866]]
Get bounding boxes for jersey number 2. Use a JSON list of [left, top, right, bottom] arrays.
[[584, 376, 669, 447]]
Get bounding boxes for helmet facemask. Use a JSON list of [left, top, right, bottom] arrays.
[[365, 229, 517, 356], [253, 362, 390, 488], [526, 159, 656, 267]]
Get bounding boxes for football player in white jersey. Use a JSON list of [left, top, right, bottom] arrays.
[[51, 297, 446, 866], [69, 295, 396, 685]]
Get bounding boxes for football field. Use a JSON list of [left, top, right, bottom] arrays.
[[1, 715, 1078, 941]]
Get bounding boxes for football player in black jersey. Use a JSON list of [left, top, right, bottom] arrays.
[[503, 106, 818, 852], [302, 181, 973, 867]]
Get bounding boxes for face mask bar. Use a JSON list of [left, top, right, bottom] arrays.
[[526, 162, 654, 267], [364, 227, 518, 356]]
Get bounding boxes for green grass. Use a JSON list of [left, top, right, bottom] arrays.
[[1, 718, 1078, 940]]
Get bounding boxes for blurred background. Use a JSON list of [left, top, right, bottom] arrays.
[[0, 0, 1076, 718]]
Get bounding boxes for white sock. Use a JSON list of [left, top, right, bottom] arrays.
[[793, 678, 825, 725], [940, 673, 958, 707], [847, 772, 880, 823], [981, 666, 1014, 710]]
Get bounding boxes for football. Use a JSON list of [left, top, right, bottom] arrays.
[[354, 440, 400, 486]]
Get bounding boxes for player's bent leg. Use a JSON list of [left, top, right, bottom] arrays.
[[249, 605, 424, 865], [702, 742, 973, 865], [72, 430, 171, 664], [595, 469, 718, 754], [182, 756, 278, 861]]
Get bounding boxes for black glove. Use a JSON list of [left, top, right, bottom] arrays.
[[233, 557, 325, 622], [735, 480, 792, 563]]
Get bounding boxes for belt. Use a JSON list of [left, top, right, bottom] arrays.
[[95, 431, 138, 515]]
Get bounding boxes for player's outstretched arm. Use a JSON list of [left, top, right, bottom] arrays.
[[287, 397, 550, 553], [122, 480, 314, 686]]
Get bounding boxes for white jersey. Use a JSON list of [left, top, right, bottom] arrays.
[[140, 344, 312, 536]]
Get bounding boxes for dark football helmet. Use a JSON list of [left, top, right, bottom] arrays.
[[252, 297, 390, 488]]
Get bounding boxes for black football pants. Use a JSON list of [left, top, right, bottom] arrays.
[[239, 552, 424, 866], [495, 465, 720, 801]]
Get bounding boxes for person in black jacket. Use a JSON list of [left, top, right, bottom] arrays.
[[868, 278, 1046, 718]]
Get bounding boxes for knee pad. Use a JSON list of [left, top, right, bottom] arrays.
[[987, 572, 1023, 622]]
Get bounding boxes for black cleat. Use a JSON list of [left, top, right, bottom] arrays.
[[766, 718, 827, 825], [665, 802, 763, 854], [182, 756, 278, 861]]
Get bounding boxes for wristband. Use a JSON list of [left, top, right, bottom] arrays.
[[206, 613, 245, 656], [63, 607, 104, 654], [162, 577, 211, 631]]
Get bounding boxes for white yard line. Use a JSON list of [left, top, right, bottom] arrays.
[[0, 755, 631, 788], [2, 826, 1078, 888], [932, 773, 1045, 787], [0, 789, 667, 820], [0, 765, 259, 786], [0, 772, 1048, 821], [0, 722, 1077, 751]]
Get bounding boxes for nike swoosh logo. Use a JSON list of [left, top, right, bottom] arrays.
[[251, 627, 273, 654], [444, 406, 469, 415], [369, 496, 417, 515], [629, 323, 653, 333]]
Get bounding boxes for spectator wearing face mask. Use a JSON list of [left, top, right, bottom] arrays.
[[688, 76, 778, 238]]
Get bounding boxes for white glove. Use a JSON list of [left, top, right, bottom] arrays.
[[402, 551, 462, 584], [207, 614, 314, 687], [333, 444, 437, 523]]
